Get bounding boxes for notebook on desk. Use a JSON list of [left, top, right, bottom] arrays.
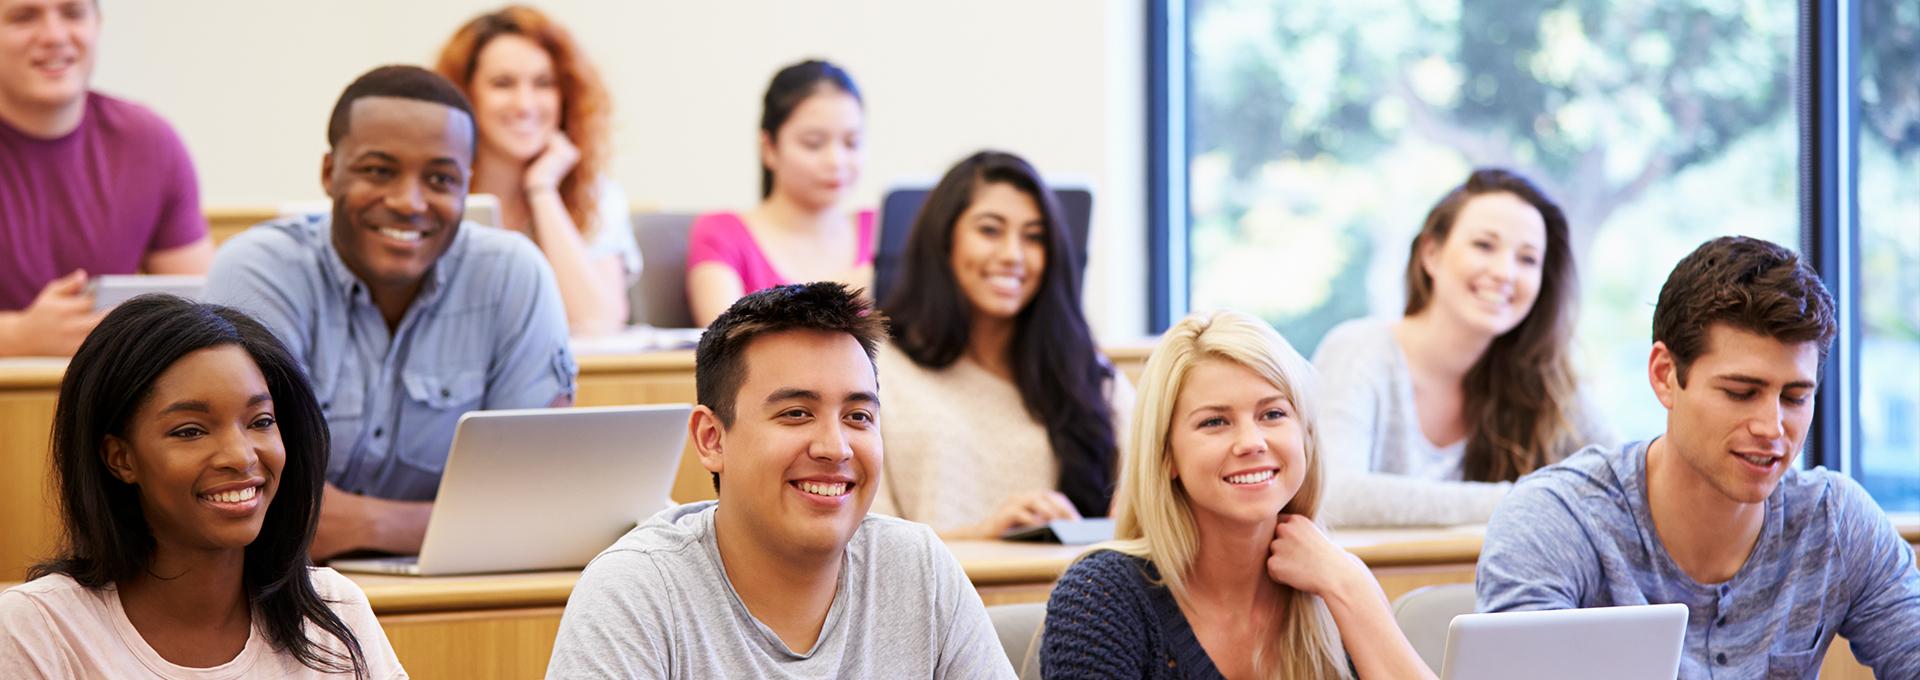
[[1002, 518, 1115, 545], [331, 404, 690, 577]]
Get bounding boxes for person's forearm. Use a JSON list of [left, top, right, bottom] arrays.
[[0, 312, 22, 356], [364, 496, 434, 555], [1320, 570, 1439, 680], [527, 189, 624, 335]]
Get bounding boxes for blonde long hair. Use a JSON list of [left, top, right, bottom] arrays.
[[1101, 310, 1350, 679]]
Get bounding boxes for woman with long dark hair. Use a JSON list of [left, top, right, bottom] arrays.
[[1312, 168, 1612, 526], [685, 59, 874, 327], [875, 150, 1131, 539], [0, 295, 403, 678]]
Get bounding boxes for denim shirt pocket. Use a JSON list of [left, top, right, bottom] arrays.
[[313, 373, 363, 482], [396, 368, 487, 475], [1765, 648, 1820, 679]]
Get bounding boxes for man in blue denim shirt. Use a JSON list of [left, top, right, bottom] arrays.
[[205, 66, 575, 560], [1477, 236, 1919, 679]]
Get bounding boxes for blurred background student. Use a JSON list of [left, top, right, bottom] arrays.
[[685, 59, 872, 326], [436, 4, 640, 336], [874, 151, 1130, 538], [1313, 169, 1612, 526]]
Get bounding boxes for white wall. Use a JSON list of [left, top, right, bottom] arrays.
[[90, 0, 1148, 338]]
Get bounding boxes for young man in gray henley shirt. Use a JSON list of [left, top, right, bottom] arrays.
[[546, 282, 1015, 679], [1477, 236, 1920, 679]]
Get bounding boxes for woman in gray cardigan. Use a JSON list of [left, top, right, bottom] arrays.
[[1313, 169, 1613, 527]]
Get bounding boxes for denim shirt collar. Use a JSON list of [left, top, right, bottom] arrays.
[[315, 212, 467, 309]]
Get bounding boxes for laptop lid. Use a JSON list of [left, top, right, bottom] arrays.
[[278, 193, 501, 229], [1441, 604, 1688, 680], [91, 275, 205, 312], [412, 404, 691, 576]]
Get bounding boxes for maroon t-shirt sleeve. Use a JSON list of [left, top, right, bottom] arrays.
[[144, 118, 208, 253]]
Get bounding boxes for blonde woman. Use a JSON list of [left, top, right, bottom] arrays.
[[1040, 311, 1433, 679]]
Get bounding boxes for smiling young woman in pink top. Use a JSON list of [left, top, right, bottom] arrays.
[[0, 296, 403, 679], [685, 59, 876, 327]]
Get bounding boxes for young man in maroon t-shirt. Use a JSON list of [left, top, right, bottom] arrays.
[[0, 0, 213, 357]]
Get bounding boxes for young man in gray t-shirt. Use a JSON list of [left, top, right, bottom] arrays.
[[547, 282, 1015, 679], [1477, 236, 1920, 679]]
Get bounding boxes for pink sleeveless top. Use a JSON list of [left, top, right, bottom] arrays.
[[685, 210, 877, 294]]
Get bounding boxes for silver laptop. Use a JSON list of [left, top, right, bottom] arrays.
[[279, 193, 502, 229], [331, 404, 690, 576], [1441, 604, 1688, 680], [91, 275, 205, 312]]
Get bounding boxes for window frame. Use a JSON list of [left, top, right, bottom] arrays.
[[1147, 0, 1878, 482]]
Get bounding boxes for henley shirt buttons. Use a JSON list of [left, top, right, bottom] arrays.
[[374, 427, 384, 438], [1716, 652, 1728, 665]]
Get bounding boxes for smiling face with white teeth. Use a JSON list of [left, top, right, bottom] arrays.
[[324, 96, 473, 319], [698, 329, 883, 558], [1167, 358, 1309, 528], [102, 345, 285, 552], [949, 181, 1049, 326], [0, 0, 96, 133], [1417, 192, 1548, 339], [1652, 324, 1819, 506]]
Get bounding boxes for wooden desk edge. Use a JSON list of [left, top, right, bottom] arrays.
[[0, 363, 66, 389]]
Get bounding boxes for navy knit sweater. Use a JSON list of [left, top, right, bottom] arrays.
[[1040, 550, 1226, 679]]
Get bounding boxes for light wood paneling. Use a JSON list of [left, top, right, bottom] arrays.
[[0, 389, 60, 582], [378, 607, 563, 680], [206, 207, 275, 246]]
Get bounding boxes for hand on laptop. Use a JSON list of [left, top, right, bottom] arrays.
[[312, 483, 433, 562], [956, 490, 1081, 540], [0, 270, 105, 357]]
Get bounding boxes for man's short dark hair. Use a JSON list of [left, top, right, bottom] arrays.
[[1652, 236, 1836, 386], [696, 283, 888, 491], [696, 282, 887, 427], [325, 65, 476, 152]]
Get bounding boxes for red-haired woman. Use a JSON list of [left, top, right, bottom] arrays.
[[436, 6, 639, 335]]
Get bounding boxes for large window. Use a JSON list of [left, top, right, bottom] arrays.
[[1854, 0, 1919, 509], [1153, 0, 1917, 510]]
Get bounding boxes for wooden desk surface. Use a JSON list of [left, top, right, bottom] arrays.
[[338, 526, 1488, 616]]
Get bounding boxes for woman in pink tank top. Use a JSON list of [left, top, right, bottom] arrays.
[[685, 60, 876, 327]]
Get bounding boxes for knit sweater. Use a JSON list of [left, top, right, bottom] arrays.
[[869, 343, 1134, 532], [1040, 550, 1222, 680], [1310, 317, 1616, 527]]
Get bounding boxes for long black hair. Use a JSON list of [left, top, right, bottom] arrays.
[[31, 295, 367, 678], [881, 150, 1120, 516], [758, 59, 862, 198]]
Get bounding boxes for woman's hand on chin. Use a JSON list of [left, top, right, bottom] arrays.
[[1265, 513, 1371, 600]]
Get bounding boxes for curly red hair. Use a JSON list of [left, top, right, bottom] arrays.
[[435, 5, 612, 234]]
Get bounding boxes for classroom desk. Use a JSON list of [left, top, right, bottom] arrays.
[[206, 206, 276, 246], [0, 344, 1154, 583], [3, 521, 1914, 678], [333, 527, 1493, 679]]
